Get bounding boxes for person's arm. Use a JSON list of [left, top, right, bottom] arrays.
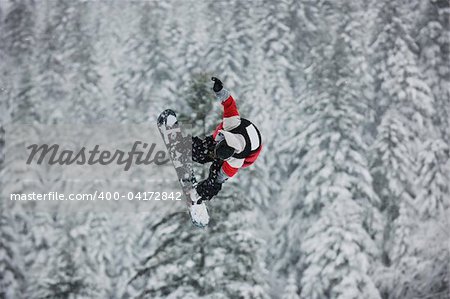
[[212, 77, 245, 180], [212, 77, 241, 130], [221, 95, 241, 130]]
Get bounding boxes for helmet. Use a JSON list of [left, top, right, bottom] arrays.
[[215, 139, 235, 160]]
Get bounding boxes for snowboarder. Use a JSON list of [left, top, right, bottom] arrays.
[[192, 77, 263, 203]]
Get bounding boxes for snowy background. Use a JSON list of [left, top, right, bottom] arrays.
[[1, 0, 449, 298]]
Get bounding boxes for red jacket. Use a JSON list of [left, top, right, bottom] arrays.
[[212, 95, 262, 177]]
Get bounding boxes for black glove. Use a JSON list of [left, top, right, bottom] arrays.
[[211, 77, 223, 92]]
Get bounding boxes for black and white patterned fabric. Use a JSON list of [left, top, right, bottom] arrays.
[[192, 135, 227, 201], [196, 160, 223, 201], [192, 135, 216, 164]]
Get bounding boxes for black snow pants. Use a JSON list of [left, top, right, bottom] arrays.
[[192, 136, 223, 201]]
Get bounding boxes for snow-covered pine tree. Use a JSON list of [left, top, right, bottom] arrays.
[[369, 0, 435, 257], [93, 1, 139, 116], [0, 2, 8, 124], [0, 129, 53, 299], [369, 112, 427, 298], [19, 212, 58, 290], [204, 0, 252, 90], [257, 0, 296, 106], [238, 46, 276, 209], [281, 273, 300, 299], [270, 0, 321, 280], [296, 37, 381, 299], [3, 0, 38, 123], [83, 212, 114, 298], [64, 1, 104, 123], [300, 199, 380, 299], [177, 73, 215, 134], [415, 139, 450, 219], [113, 1, 174, 123], [0, 200, 24, 299], [414, 0, 450, 142], [236, 42, 278, 278], [231, 5, 299, 294], [0, 3, 40, 296], [34, 0, 74, 123], [25, 216, 99, 298], [398, 208, 450, 299], [238, 0, 296, 208], [274, 3, 382, 298], [370, 1, 434, 136], [162, 0, 211, 84], [368, 2, 441, 297], [0, 2, 3, 29], [126, 190, 270, 299], [19, 212, 55, 296], [381, 139, 450, 299], [370, 111, 415, 246], [410, 137, 450, 299], [107, 215, 140, 299]]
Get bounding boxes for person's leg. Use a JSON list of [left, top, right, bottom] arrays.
[[192, 135, 216, 164], [196, 159, 223, 202]]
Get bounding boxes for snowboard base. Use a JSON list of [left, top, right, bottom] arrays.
[[157, 109, 210, 228]]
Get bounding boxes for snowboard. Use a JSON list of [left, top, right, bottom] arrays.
[[157, 109, 210, 228]]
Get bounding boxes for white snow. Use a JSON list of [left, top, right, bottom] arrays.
[[166, 115, 177, 126], [189, 203, 210, 228]]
